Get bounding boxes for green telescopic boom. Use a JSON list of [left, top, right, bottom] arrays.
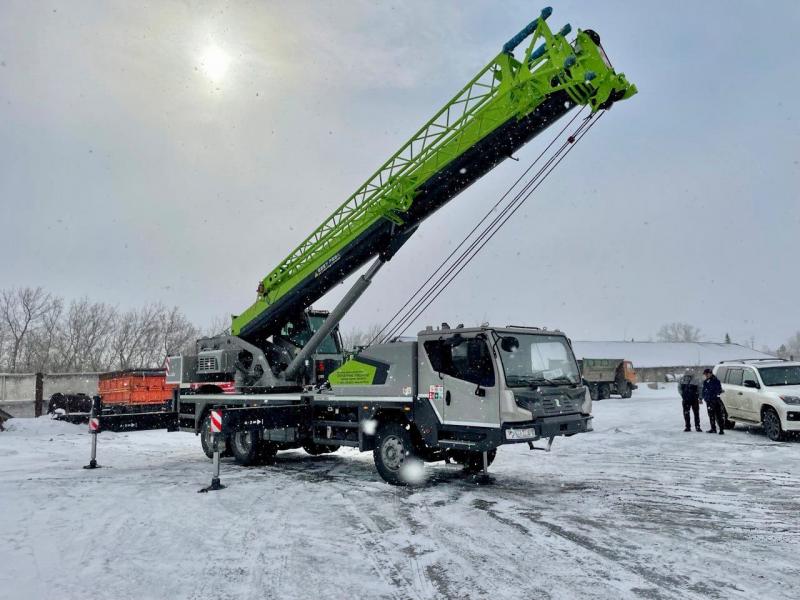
[[232, 7, 636, 341]]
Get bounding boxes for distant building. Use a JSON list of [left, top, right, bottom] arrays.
[[571, 341, 775, 382]]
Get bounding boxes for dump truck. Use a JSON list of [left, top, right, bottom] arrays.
[[579, 358, 637, 400], [89, 7, 636, 485]]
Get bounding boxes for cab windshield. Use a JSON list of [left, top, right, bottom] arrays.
[[758, 366, 800, 387], [497, 333, 580, 387]]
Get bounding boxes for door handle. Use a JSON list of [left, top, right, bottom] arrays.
[[445, 390, 451, 406], [737, 392, 743, 395]]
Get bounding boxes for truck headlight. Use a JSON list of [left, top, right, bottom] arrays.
[[780, 395, 800, 405]]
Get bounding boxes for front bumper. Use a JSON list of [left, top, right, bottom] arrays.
[[502, 414, 593, 444], [781, 408, 800, 431]]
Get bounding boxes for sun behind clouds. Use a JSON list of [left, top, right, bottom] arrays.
[[197, 44, 230, 83]]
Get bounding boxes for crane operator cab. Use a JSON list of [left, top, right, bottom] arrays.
[[177, 309, 344, 393]]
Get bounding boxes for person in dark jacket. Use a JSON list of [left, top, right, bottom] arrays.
[[678, 369, 702, 431], [702, 368, 725, 434]]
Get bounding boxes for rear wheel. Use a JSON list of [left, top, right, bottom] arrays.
[[599, 383, 611, 400], [373, 422, 421, 485], [589, 385, 599, 401], [231, 430, 277, 465], [762, 407, 785, 441]]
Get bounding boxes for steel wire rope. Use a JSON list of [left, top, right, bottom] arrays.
[[383, 110, 605, 341], [367, 107, 587, 347], [378, 114, 595, 344], [377, 111, 600, 343]]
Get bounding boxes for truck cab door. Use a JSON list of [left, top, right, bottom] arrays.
[[420, 335, 500, 427]]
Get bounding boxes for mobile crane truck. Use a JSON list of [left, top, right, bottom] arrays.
[[91, 8, 636, 485]]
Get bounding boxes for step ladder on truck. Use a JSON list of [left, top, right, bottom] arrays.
[[85, 7, 636, 486]]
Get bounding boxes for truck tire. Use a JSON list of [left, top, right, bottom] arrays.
[[373, 422, 421, 485], [303, 443, 340, 456], [453, 449, 496, 473], [200, 413, 229, 459], [231, 430, 277, 466], [621, 383, 633, 399], [762, 407, 785, 442], [589, 385, 599, 401], [599, 383, 611, 400]]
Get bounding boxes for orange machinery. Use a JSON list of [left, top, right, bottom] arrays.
[[98, 369, 176, 411]]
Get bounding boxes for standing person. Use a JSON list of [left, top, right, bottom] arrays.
[[702, 368, 725, 435], [678, 369, 702, 432]]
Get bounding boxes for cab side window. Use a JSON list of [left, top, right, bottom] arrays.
[[716, 366, 728, 382], [726, 368, 743, 386], [424, 338, 495, 387]]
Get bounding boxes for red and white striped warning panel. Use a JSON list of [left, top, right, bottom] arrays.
[[210, 410, 222, 433], [89, 417, 100, 432]]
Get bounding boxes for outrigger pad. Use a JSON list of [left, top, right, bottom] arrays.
[[198, 477, 225, 493]]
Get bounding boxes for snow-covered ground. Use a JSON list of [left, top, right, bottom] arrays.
[[1, 383, 798, 600]]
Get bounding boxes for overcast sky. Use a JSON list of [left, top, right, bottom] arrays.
[[1, 1, 798, 349]]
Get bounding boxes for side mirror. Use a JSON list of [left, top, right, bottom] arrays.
[[474, 385, 486, 397], [744, 379, 760, 389]]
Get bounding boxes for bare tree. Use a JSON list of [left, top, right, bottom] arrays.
[[203, 314, 232, 338], [781, 333, 800, 361], [50, 299, 117, 371], [656, 322, 702, 343], [109, 303, 197, 369], [159, 305, 198, 360], [0, 287, 59, 371], [0, 319, 7, 370], [0, 287, 205, 372], [341, 323, 384, 350], [110, 304, 164, 369], [19, 297, 63, 372]]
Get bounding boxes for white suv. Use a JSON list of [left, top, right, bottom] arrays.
[[713, 359, 800, 441]]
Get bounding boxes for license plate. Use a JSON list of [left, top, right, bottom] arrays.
[[505, 427, 536, 440]]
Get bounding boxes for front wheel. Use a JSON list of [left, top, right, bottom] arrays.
[[620, 383, 633, 399], [373, 422, 421, 486], [762, 408, 785, 442]]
